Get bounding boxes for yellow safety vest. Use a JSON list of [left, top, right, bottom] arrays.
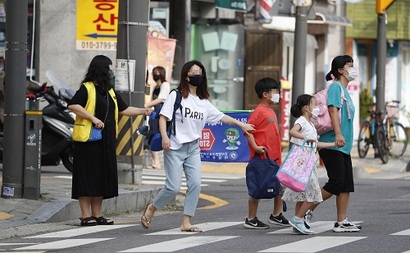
[[72, 82, 118, 142]]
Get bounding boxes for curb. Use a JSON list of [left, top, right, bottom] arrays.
[[0, 187, 162, 229]]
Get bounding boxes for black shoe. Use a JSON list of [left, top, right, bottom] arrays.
[[243, 217, 269, 229], [268, 213, 291, 227]]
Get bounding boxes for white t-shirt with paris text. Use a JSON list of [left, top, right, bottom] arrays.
[[160, 90, 224, 150]]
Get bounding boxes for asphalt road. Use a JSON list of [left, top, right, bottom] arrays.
[[0, 173, 410, 253]]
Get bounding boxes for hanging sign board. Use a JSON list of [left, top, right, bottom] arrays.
[[215, 0, 247, 12], [115, 59, 135, 92]]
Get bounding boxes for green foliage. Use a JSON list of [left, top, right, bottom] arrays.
[[359, 89, 373, 122]]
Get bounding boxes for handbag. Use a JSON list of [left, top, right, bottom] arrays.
[[88, 127, 102, 142], [87, 94, 109, 142], [277, 140, 317, 192], [246, 150, 280, 199]]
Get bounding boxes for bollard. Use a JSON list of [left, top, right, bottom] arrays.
[[23, 110, 42, 200]]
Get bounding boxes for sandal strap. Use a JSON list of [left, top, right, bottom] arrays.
[[92, 216, 113, 224]]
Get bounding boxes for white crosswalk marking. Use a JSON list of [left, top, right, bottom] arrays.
[[14, 238, 112, 251], [268, 221, 334, 234], [0, 243, 35, 246], [25, 225, 135, 238], [268, 221, 363, 235], [119, 236, 238, 252], [391, 229, 410, 235], [145, 221, 242, 235], [259, 236, 366, 252], [54, 172, 242, 190]]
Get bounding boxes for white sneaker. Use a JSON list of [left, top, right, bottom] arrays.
[[332, 219, 361, 233]]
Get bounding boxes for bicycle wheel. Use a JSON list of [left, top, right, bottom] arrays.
[[357, 121, 371, 158], [376, 126, 389, 164], [388, 122, 408, 158]]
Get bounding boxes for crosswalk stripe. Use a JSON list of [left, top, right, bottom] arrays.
[[391, 229, 410, 235], [119, 236, 238, 252], [146, 222, 242, 235], [14, 238, 112, 251], [258, 236, 366, 252], [25, 225, 135, 238], [268, 221, 335, 234], [268, 221, 363, 235], [141, 180, 209, 187], [0, 243, 35, 246]]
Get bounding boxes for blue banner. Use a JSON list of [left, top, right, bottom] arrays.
[[200, 111, 250, 162]]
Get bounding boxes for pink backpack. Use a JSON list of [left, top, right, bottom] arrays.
[[311, 83, 349, 135]]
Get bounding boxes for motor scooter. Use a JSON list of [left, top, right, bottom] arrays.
[[0, 76, 75, 172]]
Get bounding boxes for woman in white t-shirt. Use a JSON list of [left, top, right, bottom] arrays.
[[144, 66, 170, 169], [282, 94, 335, 234], [140, 60, 255, 232]]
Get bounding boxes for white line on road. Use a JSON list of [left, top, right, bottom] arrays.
[[391, 229, 410, 235], [259, 236, 366, 252], [24, 225, 136, 238], [146, 222, 242, 235], [268, 221, 363, 235], [119, 236, 238, 252], [14, 238, 112, 251]]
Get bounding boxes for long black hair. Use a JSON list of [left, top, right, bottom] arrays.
[[290, 94, 313, 118], [177, 60, 209, 99], [325, 55, 353, 81], [82, 55, 112, 92]]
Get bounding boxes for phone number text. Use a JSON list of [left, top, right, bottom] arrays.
[[76, 41, 117, 51]]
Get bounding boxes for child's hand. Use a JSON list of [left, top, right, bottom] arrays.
[[255, 146, 265, 154]]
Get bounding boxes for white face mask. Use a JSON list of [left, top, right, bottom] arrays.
[[311, 107, 320, 118], [346, 67, 357, 81], [270, 93, 280, 104]]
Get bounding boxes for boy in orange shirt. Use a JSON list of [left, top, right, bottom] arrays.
[[243, 78, 290, 229]]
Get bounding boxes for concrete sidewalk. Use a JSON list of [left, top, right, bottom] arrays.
[[0, 146, 409, 231]]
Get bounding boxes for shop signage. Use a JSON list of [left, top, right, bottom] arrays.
[[215, 0, 247, 13]]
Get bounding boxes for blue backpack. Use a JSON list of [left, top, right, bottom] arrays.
[[147, 89, 182, 151]]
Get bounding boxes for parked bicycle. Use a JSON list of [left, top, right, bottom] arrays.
[[357, 100, 408, 164], [384, 101, 408, 157]]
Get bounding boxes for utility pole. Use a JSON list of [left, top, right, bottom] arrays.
[[290, 4, 309, 129], [115, 0, 149, 184], [375, 0, 394, 113], [1, 1, 28, 198]]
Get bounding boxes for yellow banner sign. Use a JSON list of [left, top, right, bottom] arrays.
[[76, 0, 118, 51]]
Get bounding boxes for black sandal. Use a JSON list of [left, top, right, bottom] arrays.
[[92, 216, 114, 225], [80, 217, 97, 226]]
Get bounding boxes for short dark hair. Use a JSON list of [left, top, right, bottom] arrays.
[[254, 78, 280, 99], [177, 60, 210, 99], [325, 55, 354, 81]]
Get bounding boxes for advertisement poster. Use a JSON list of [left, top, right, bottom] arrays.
[[200, 111, 250, 162], [76, 0, 118, 51]]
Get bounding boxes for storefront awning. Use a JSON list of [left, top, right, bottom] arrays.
[[261, 13, 352, 32], [308, 12, 352, 27]]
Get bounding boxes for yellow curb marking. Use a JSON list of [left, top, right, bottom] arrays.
[[179, 190, 229, 210], [364, 167, 381, 174], [0, 212, 14, 220]]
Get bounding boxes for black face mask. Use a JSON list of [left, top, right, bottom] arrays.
[[153, 74, 162, 82], [188, 75, 203, 87]]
